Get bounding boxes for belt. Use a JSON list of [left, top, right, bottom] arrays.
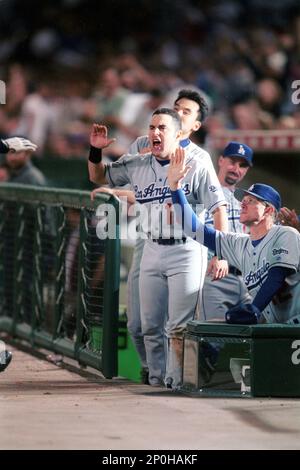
[[228, 266, 242, 276], [151, 237, 187, 245]]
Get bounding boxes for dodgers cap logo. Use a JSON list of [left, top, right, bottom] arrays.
[[223, 141, 253, 166]]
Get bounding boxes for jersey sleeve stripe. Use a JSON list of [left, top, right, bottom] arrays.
[[207, 200, 227, 214]]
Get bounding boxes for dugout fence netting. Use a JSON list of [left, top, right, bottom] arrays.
[[0, 183, 120, 378]]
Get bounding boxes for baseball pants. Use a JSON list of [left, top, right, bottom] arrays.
[[139, 239, 207, 388], [126, 237, 147, 368], [201, 272, 252, 321]]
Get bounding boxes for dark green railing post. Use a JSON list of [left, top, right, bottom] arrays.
[[13, 204, 25, 334], [31, 204, 44, 344], [74, 207, 90, 362], [101, 196, 120, 379], [53, 205, 66, 339]]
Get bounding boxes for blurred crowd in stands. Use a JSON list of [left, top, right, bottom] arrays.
[[0, 0, 299, 159]]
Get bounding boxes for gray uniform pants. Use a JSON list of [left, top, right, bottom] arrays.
[[126, 238, 147, 368], [139, 239, 207, 388], [201, 271, 252, 321]]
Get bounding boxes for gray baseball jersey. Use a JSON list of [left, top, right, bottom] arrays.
[[201, 186, 251, 320], [215, 225, 300, 324], [205, 186, 244, 233], [205, 185, 246, 262], [128, 135, 150, 155]]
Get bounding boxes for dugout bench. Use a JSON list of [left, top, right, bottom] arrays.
[[182, 321, 300, 398]]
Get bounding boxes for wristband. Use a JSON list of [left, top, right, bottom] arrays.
[[88, 146, 102, 164]]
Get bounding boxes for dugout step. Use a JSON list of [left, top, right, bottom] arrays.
[[182, 321, 300, 398]]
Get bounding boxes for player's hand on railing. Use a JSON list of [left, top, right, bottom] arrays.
[[90, 123, 116, 149], [207, 256, 229, 280], [168, 147, 191, 190], [91, 186, 115, 201], [91, 187, 136, 206], [3, 137, 38, 153]]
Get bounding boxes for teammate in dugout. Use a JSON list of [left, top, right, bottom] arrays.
[[0, 136, 38, 372], [167, 148, 300, 325], [88, 108, 228, 389], [91, 89, 228, 384], [201, 141, 254, 320]]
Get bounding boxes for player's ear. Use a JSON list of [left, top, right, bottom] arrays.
[[192, 121, 201, 132], [176, 129, 183, 141], [265, 204, 276, 218]]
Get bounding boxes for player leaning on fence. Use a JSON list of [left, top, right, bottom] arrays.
[[87, 108, 228, 390], [167, 148, 300, 325]]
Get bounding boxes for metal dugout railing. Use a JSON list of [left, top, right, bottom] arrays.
[[0, 183, 120, 378]]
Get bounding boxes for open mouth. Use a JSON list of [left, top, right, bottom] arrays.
[[152, 139, 163, 151]]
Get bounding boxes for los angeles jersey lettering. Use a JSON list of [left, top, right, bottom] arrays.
[[134, 182, 190, 204]]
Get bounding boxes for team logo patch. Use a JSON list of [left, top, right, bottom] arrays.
[[273, 248, 289, 256], [238, 145, 245, 155], [209, 185, 217, 192]]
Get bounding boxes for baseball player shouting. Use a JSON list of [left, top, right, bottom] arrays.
[[168, 149, 300, 325], [91, 89, 227, 385], [202, 141, 254, 320], [88, 108, 227, 389]]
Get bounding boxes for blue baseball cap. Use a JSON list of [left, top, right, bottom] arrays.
[[234, 183, 281, 211], [223, 141, 253, 167]]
